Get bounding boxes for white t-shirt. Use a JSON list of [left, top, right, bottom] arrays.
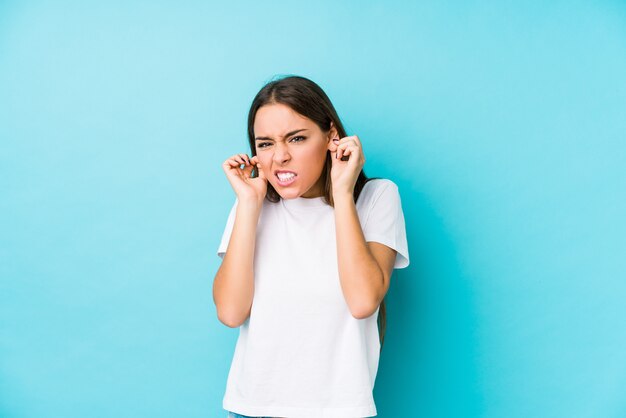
[[216, 178, 410, 418]]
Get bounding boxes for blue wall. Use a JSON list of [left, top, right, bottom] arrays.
[[1, 1, 625, 417]]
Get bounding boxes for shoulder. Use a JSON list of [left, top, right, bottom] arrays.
[[361, 178, 398, 197], [363, 178, 397, 191], [358, 178, 399, 206]]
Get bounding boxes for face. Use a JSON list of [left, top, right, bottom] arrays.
[[254, 103, 336, 199]]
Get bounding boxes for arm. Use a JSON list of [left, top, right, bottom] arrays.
[[333, 193, 397, 319], [212, 198, 261, 328]]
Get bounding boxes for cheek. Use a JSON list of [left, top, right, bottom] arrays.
[[259, 154, 281, 183], [302, 144, 328, 161], [258, 154, 271, 167]]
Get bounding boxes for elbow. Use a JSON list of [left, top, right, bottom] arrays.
[[218, 314, 242, 328], [351, 308, 377, 320], [217, 311, 244, 328], [349, 273, 385, 320], [216, 306, 251, 328], [350, 300, 379, 320]]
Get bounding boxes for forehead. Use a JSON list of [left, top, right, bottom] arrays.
[[253, 103, 313, 136]]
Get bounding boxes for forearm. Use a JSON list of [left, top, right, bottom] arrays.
[[333, 192, 384, 319], [213, 199, 261, 327]]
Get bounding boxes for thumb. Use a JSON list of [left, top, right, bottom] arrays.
[[252, 156, 267, 180], [329, 138, 340, 163]]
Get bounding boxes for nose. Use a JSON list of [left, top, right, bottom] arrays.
[[272, 143, 291, 165]]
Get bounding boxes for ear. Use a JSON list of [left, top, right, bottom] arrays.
[[329, 121, 338, 139], [327, 121, 339, 151]]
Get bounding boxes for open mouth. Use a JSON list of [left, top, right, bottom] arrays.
[[275, 170, 298, 186]]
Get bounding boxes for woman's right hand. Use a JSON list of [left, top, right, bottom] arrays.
[[222, 153, 268, 204]]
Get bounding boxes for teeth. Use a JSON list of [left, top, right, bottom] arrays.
[[277, 173, 296, 181]]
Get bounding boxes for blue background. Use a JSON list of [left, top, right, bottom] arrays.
[[1, 1, 625, 417]]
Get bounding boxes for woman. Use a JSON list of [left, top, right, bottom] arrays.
[[214, 75, 410, 418]]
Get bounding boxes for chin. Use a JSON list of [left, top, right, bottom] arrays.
[[272, 185, 302, 199], [277, 190, 300, 199]]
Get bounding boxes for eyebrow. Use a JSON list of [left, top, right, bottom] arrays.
[[255, 129, 308, 141]]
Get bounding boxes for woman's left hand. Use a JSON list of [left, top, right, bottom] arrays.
[[328, 135, 366, 197]]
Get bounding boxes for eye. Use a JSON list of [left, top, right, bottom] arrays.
[[257, 136, 306, 149]]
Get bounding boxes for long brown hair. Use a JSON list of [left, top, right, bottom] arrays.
[[246, 74, 388, 353]]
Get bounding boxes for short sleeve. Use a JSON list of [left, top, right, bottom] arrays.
[[217, 198, 238, 260], [362, 180, 410, 269]]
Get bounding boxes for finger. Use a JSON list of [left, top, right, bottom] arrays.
[[348, 143, 360, 156], [226, 159, 248, 177], [224, 156, 242, 166], [337, 142, 350, 159], [234, 155, 246, 166], [224, 158, 242, 168], [257, 165, 267, 181], [247, 155, 257, 168], [228, 155, 242, 167], [231, 154, 248, 166], [253, 157, 267, 180], [346, 145, 359, 161], [339, 142, 359, 157], [340, 144, 358, 161], [238, 153, 251, 165], [242, 162, 254, 175]]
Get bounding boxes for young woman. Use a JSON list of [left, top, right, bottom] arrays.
[[213, 75, 410, 418]]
